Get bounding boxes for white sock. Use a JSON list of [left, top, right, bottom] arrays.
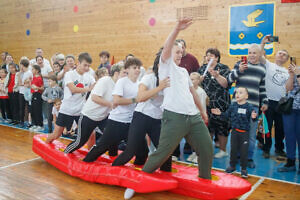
[[124, 188, 135, 200]]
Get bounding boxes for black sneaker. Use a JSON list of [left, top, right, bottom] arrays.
[[225, 166, 236, 174], [247, 159, 256, 168], [263, 151, 270, 159], [275, 150, 287, 157], [241, 170, 248, 178]]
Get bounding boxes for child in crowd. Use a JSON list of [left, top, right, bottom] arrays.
[[83, 58, 142, 162], [0, 68, 11, 122], [52, 99, 61, 127], [29, 65, 44, 132], [211, 87, 257, 178], [18, 59, 33, 127], [46, 53, 95, 143], [5, 63, 19, 125], [187, 72, 209, 163], [23, 79, 32, 127], [42, 75, 63, 133], [95, 67, 109, 81]]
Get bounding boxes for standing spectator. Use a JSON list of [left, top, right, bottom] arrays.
[[1, 52, 8, 67], [227, 44, 268, 168], [0, 68, 11, 122], [42, 75, 63, 133], [198, 48, 231, 158], [23, 79, 33, 127], [5, 63, 20, 125], [29, 48, 51, 69], [278, 63, 300, 173], [57, 54, 74, 86], [2, 54, 19, 72], [177, 39, 200, 74], [29, 65, 44, 132], [98, 51, 111, 72], [260, 35, 290, 158], [18, 59, 33, 127]]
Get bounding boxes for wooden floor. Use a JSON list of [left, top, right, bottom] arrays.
[[0, 125, 299, 200]]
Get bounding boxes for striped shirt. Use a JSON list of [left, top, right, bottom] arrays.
[[228, 61, 268, 107]]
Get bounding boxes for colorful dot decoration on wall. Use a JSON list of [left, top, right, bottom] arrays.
[[149, 0, 156, 3], [149, 17, 156, 26], [73, 25, 79, 33], [26, 13, 30, 19], [26, 29, 30, 36], [73, 5, 78, 13]]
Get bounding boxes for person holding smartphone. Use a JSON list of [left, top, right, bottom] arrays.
[[260, 35, 290, 159]]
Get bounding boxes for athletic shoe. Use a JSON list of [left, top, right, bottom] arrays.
[[187, 152, 197, 162], [214, 150, 228, 158], [275, 150, 287, 158], [247, 159, 256, 168], [29, 125, 37, 131], [172, 156, 178, 161], [124, 188, 135, 200], [263, 151, 270, 159], [278, 159, 296, 172], [241, 170, 248, 178], [225, 166, 236, 174], [33, 126, 44, 132], [191, 156, 198, 163]]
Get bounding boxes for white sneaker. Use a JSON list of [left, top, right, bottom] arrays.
[[29, 125, 37, 131], [192, 156, 198, 163], [124, 188, 135, 200], [187, 152, 197, 162], [34, 126, 44, 132], [214, 150, 228, 158], [172, 156, 178, 161]]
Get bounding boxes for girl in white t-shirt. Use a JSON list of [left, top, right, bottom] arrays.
[[83, 58, 142, 162], [112, 50, 172, 170]]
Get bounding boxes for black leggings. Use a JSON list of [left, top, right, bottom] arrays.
[[0, 98, 11, 119], [83, 119, 131, 162], [19, 93, 26, 123], [112, 112, 172, 171], [8, 92, 19, 122], [31, 92, 43, 126], [64, 115, 107, 154]]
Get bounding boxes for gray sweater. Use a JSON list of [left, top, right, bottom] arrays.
[[42, 85, 63, 102]]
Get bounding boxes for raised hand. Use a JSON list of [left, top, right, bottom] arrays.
[[211, 108, 221, 115], [176, 18, 193, 31], [261, 34, 271, 44]]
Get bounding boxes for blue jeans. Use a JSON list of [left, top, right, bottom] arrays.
[[283, 109, 300, 160], [248, 107, 259, 159]]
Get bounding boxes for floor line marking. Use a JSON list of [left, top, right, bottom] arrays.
[[0, 157, 40, 170], [239, 177, 265, 200], [175, 160, 300, 186]]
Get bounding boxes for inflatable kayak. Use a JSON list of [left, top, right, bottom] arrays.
[[32, 134, 178, 193], [166, 164, 251, 200]]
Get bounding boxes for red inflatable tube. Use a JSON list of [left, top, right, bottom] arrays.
[[32, 134, 178, 193]]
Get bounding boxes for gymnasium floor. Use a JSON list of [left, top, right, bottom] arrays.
[[0, 123, 299, 200]]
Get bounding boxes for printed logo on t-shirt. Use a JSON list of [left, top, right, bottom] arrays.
[[73, 80, 86, 96], [238, 108, 246, 114], [272, 70, 288, 86]]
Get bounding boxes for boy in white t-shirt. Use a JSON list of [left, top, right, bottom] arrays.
[[124, 19, 213, 199], [46, 53, 95, 143], [64, 65, 121, 154], [83, 58, 142, 162]]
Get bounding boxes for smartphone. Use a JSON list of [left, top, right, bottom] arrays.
[[241, 56, 248, 64], [290, 57, 296, 65], [269, 36, 279, 42]]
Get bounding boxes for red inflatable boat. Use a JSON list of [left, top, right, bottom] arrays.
[[32, 134, 251, 199]]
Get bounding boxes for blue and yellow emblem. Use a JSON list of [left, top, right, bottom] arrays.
[[229, 2, 275, 56]]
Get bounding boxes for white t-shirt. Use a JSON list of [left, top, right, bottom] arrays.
[[59, 70, 95, 116], [108, 77, 138, 123], [138, 66, 146, 81], [29, 58, 51, 70], [135, 73, 163, 119], [81, 76, 115, 121], [159, 57, 198, 115], [86, 68, 96, 78], [19, 70, 33, 94], [40, 65, 53, 88], [265, 60, 289, 101], [195, 86, 207, 113], [52, 106, 59, 117]]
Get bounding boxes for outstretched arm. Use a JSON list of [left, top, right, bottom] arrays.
[[161, 18, 193, 63]]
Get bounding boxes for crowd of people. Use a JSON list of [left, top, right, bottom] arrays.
[[0, 18, 299, 199]]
